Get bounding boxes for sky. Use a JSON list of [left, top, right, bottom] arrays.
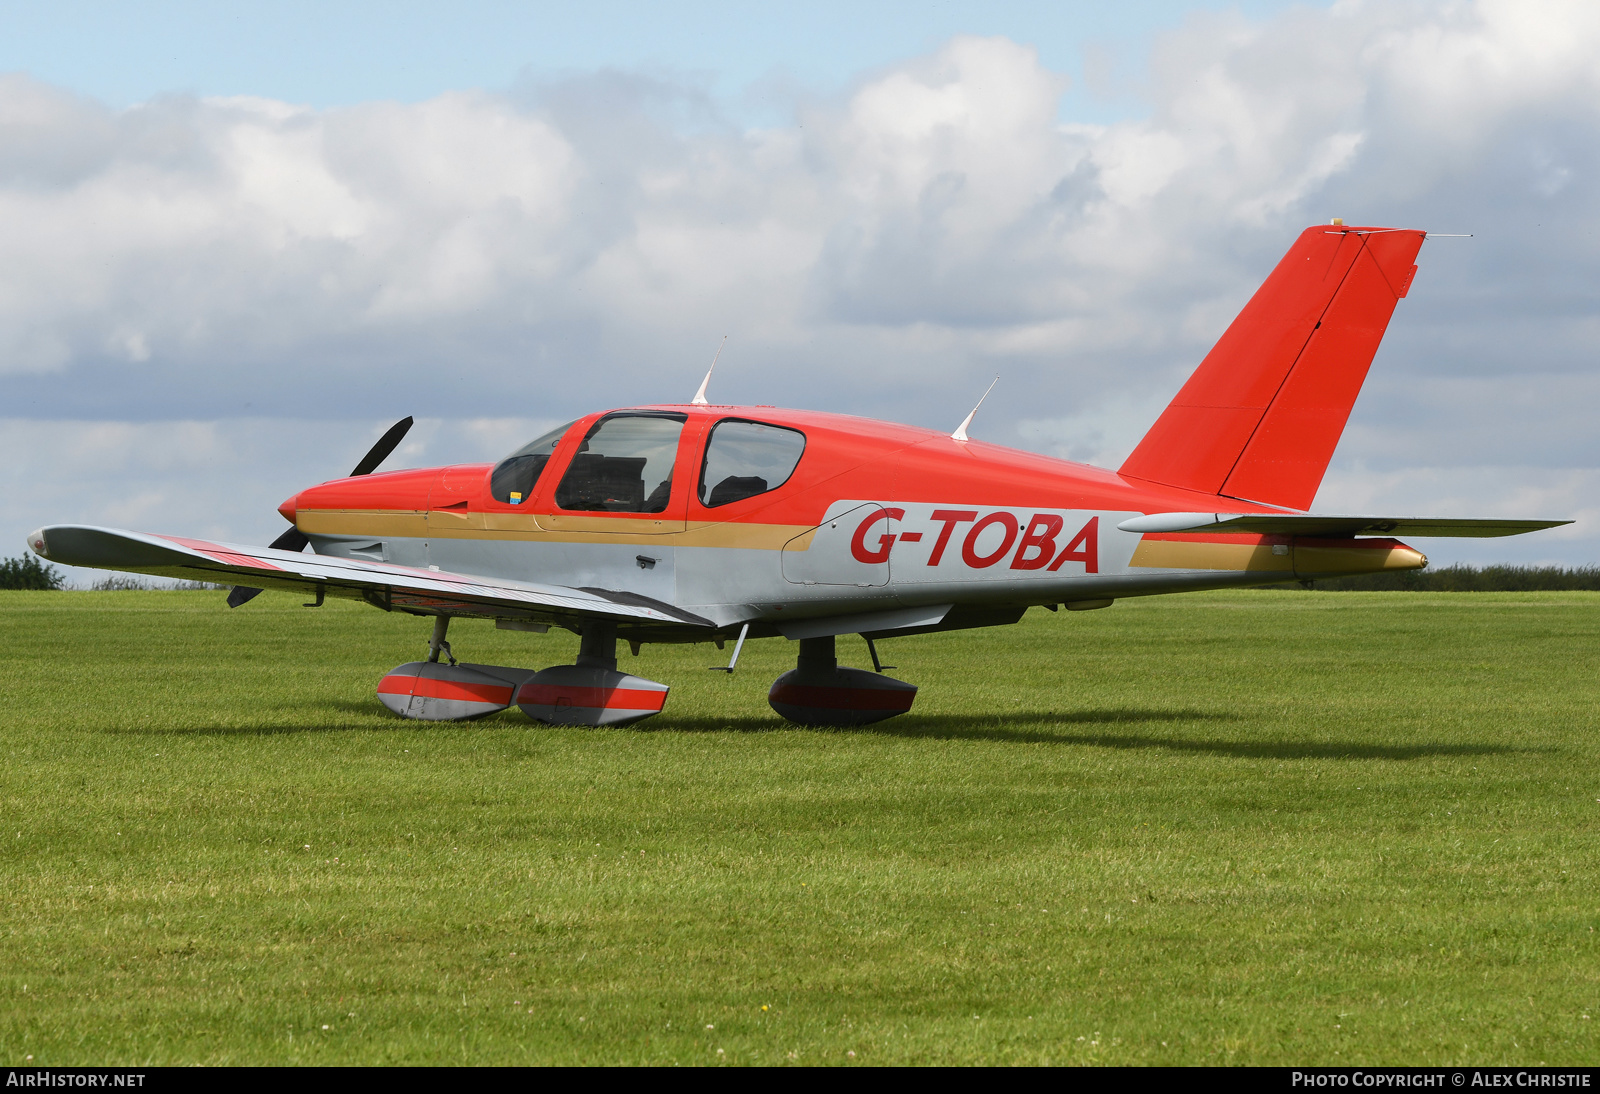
[[0, 1, 1300, 122], [1, 0, 1596, 583]]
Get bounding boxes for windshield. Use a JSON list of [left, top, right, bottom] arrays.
[[490, 420, 576, 504]]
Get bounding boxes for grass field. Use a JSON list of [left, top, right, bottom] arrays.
[[1, 588, 1597, 1066]]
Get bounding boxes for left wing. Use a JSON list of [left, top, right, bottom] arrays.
[[26, 524, 712, 629], [1116, 513, 1571, 538]]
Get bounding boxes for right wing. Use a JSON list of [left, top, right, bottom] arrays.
[[26, 524, 712, 630]]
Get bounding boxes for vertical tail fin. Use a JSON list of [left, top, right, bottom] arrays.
[[1119, 224, 1426, 510]]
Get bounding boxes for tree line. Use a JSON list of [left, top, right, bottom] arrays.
[[1265, 564, 1600, 591], [0, 556, 220, 591]]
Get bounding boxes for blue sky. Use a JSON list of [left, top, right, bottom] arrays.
[[0, 0, 1313, 120], [1, 0, 1596, 574]]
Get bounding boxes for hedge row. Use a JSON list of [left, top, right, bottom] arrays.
[[1269, 564, 1600, 591]]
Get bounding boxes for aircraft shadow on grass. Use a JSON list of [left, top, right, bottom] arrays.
[[143, 702, 1529, 761], [659, 711, 1527, 761]]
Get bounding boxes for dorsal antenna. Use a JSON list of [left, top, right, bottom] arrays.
[[691, 336, 728, 406], [951, 377, 998, 442]]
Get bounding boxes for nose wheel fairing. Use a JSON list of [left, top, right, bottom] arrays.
[[377, 661, 538, 721]]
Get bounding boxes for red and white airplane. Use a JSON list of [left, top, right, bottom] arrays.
[[26, 223, 1567, 726]]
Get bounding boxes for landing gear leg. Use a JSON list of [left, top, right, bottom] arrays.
[[428, 615, 457, 666], [798, 635, 836, 674], [767, 634, 917, 726], [576, 621, 617, 670]]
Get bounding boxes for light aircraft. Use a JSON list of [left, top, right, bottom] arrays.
[[26, 223, 1568, 726]]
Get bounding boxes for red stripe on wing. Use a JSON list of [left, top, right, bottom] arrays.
[[159, 535, 285, 571]]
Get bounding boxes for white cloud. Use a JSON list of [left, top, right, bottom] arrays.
[[2, 0, 1599, 566], [0, 415, 561, 583]]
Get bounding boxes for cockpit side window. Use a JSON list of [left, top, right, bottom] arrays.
[[697, 419, 806, 508], [554, 413, 687, 514], [490, 420, 576, 504]]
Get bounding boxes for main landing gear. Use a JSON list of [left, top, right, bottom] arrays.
[[377, 617, 668, 726], [766, 634, 917, 726], [513, 622, 669, 726], [378, 621, 916, 727]]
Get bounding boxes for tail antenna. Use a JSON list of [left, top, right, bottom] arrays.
[[691, 336, 728, 406], [951, 377, 998, 442]]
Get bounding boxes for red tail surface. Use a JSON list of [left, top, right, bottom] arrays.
[[1119, 224, 1425, 510]]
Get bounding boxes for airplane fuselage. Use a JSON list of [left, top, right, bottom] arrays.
[[286, 403, 1422, 642], [30, 223, 1567, 726]]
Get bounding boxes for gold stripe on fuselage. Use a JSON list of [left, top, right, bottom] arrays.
[[1296, 542, 1425, 574], [298, 509, 811, 550], [1129, 538, 1293, 572], [298, 510, 429, 538], [1129, 536, 1424, 574]]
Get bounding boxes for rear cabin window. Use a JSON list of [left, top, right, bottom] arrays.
[[490, 420, 576, 504], [554, 413, 686, 513], [698, 419, 806, 508]]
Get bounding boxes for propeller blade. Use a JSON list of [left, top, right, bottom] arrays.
[[348, 416, 415, 477], [269, 526, 310, 553], [228, 525, 310, 605], [229, 416, 411, 609]]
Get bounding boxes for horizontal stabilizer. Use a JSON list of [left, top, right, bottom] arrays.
[[1117, 513, 1571, 539], [25, 525, 713, 628]]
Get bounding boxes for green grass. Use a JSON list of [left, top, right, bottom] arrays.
[[1, 589, 1597, 1066]]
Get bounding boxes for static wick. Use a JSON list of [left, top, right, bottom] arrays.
[[691, 336, 728, 406], [951, 377, 999, 442]]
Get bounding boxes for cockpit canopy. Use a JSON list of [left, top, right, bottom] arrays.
[[489, 412, 806, 512]]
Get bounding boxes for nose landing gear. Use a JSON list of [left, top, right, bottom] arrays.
[[377, 615, 537, 721], [767, 634, 917, 726]]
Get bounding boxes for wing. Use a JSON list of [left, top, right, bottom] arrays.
[[26, 524, 712, 629], [1116, 513, 1571, 538]]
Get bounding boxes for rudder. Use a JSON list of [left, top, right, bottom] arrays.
[[1119, 224, 1425, 510]]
